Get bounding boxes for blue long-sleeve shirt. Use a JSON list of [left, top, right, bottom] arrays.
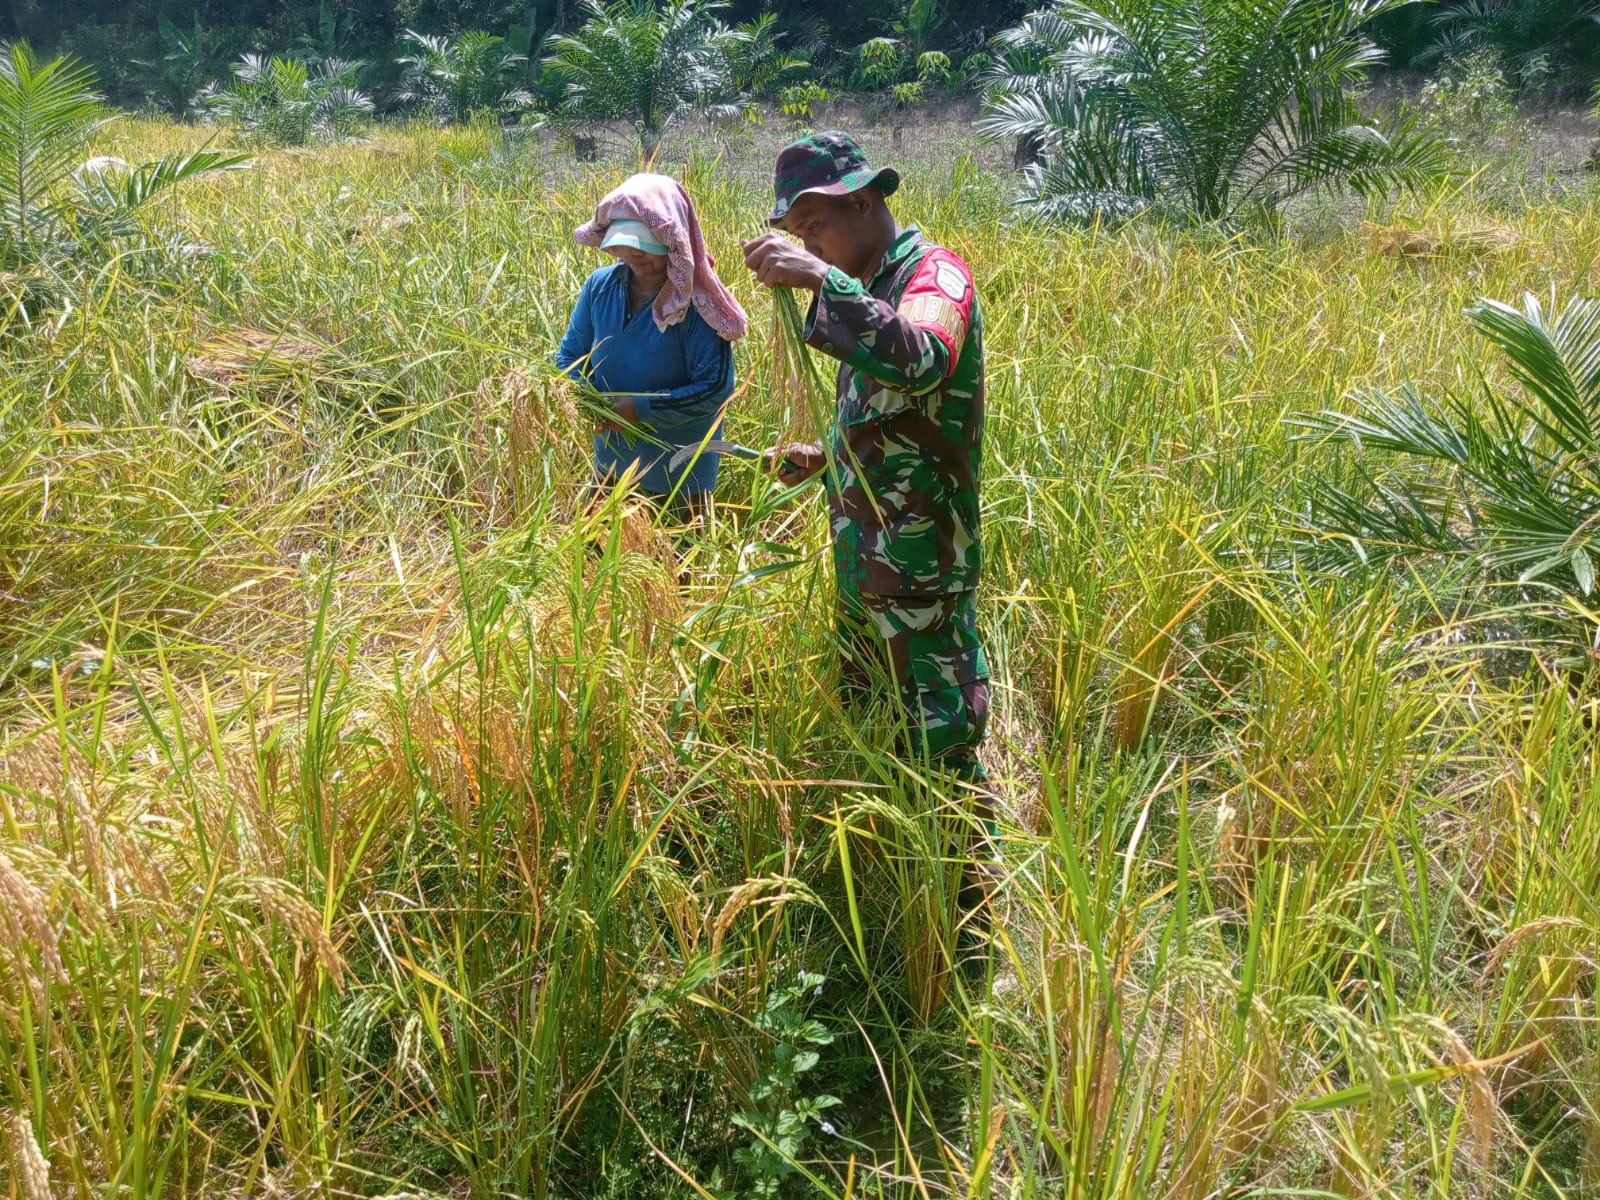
[[555, 263, 736, 495]]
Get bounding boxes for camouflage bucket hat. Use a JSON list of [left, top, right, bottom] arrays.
[[768, 131, 901, 225]]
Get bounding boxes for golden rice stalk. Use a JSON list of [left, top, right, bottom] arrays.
[[641, 856, 703, 955], [67, 777, 107, 902], [1402, 1013, 1499, 1167], [9, 1111, 51, 1200], [1480, 915, 1591, 981], [616, 501, 677, 572], [478, 367, 580, 451]]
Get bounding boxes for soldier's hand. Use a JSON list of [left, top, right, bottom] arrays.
[[764, 442, 825, 487], [742, 234, 829, 292]]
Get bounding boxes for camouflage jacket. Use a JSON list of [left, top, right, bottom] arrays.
[[806, 226, 984, 596]]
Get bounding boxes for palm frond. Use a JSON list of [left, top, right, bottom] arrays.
[[206, 53, 371, 145], [74, 148, 250, 213], [1467, 294, 1600, 456], [986, 81, 1159, 224], [0, 42, 111, 247], [1255, 110, 1452, 208], [1296, 384, 1474, 464], [1301, 469, 1472, 574], [1299, 291, 1600, 599]]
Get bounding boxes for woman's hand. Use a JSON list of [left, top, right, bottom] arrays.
[[742, 234, 829, 292], [764, 442, 825, 487], [596, 395, 638, 437]]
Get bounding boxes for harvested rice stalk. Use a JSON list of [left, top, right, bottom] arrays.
[[770, 284, 853, 501], [770, 285, 831, 449], [186, 326, 335, 389], [1363, 221, 1521, 259], [569, 377, 672, 454]]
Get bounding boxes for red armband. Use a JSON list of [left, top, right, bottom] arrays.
[[895, 249, 974, 371]]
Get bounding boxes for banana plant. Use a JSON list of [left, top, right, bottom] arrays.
[[133, 14, 221, 121]]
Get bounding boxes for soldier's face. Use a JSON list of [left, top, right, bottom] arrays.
[[782, 191, 874, 278]]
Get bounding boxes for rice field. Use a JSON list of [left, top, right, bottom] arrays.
[[3, 116, 1600, 1199]]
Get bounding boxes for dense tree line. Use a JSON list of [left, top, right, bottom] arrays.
[[1, 0, 1030, 105], [2, 0, 1596, 109]]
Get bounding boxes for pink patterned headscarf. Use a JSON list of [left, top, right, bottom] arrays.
[[574, 173, 749, 342]]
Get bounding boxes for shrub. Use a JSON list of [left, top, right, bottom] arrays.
[[851, 36, 906, 92], [731, 972, 840, 1197], [779, 82, 831, 122], [1417, 50, 1524, 146]]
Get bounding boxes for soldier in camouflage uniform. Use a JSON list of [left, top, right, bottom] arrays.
[[742, 132, 989, 786]]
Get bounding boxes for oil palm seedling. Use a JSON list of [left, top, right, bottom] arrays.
[[1300, 291, 1600, 601], [544, 0, 748, 159], [204, 54, 373, 145], [0, 42, 247, 278], [394, 29, 534, 123], [978, 0, 1450, 224], [725, 12, 811, 99]]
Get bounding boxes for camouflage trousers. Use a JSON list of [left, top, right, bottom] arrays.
[[836, 587, 990, 782]]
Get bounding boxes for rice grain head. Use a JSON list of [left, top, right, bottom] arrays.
[[10, 1110, 52, 1200], [235, 875, 347, 991], [1432, 1021, 1498, 1168], [0, 849, 67, 990]]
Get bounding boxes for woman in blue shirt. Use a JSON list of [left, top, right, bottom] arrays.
[[556, 219, 736, 518]]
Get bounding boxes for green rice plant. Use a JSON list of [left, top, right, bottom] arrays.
[[3, 117, 1600, 1199]]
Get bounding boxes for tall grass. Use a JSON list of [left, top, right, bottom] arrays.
[[2, 119, 1600, 1197]]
